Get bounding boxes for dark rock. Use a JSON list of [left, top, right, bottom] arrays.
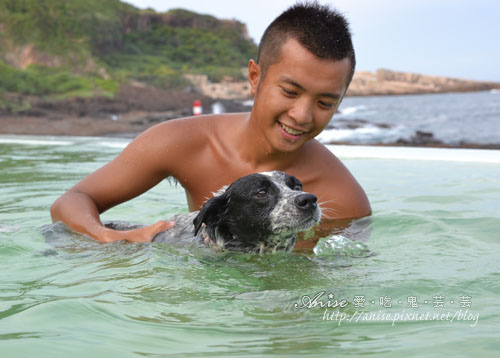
[[396, 130, 444, 146], [327, 118, 393, 130]]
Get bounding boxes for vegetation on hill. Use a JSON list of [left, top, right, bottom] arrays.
[[0, 0, 257, 111]]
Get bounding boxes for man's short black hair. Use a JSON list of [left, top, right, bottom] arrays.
[[257, 1, 356, 85]]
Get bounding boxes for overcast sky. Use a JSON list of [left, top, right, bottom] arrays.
[[124, 0, 500, 82]]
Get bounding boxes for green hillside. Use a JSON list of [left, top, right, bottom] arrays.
[[0, 0, 257, 109]]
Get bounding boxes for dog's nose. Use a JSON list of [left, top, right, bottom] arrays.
[[294, 193, 318, 210]]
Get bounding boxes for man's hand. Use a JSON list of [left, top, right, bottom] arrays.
[[97, 220, 176, 243]]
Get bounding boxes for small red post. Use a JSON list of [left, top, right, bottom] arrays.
[[193, 100, 202, 116]]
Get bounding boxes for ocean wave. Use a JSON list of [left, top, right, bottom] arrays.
[[97, 141, 129, 149], [339, 105, 366, 115], [0, 137, 73, 146], [317, 124, 408, 144]]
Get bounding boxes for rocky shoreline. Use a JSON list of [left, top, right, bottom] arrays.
[[0, 84, 251, 137], [2, 110, 499, 150]]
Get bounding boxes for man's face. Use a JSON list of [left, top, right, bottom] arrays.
[[249, 38, 351, 153]]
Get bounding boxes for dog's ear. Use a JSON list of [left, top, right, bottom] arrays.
[[193, 194, 229, 235]]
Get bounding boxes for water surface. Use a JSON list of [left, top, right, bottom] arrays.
[[318, 91, 500, 145], [1, 135, 499, 357]]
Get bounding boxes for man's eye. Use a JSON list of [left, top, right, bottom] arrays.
[[255, 189, 268, 198], [318, 101, 335, 109], [281, 87, 297, 96]]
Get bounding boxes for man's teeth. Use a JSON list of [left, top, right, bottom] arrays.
[[281, 123, 304, 135]]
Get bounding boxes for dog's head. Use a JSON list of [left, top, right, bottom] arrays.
[[193, 171, 321, 253]]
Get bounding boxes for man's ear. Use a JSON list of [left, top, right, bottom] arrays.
[[248, 59, 261, 97], [193, 194, 228, 236]]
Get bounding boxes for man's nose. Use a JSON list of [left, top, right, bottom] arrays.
[[288, 97, 313, 125]]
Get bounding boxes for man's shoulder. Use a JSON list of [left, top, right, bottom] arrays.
[[121, 116, 217, 172], [149, 113, 247, 140], [300, 140, 345, 171], [130, 113, 248, 175], [140, 114, 223, 145]]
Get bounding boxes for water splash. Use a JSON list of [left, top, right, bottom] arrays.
[[313, 235, 373, 258]]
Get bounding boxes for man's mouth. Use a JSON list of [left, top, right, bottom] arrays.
[[279, 122, 306, 136]]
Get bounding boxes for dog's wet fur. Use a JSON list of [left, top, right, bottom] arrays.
[[105, 171, 321, 253]]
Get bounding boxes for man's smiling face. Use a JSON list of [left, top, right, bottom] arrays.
[[249, 38, 352, 153]]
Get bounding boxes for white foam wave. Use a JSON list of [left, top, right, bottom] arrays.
[[0, 135, 132, 149], [97, 141, 129, 149], [0, 138, 72, 146], [316, 126, 381, 143], [339, 105, 365, 115], [317, 125, 406, 144], [0, 225, 21, 233]]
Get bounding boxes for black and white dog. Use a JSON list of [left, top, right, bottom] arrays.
[[106, 171, 321, 253]]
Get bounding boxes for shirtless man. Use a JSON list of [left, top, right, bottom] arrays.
[[50, 2, 371, 244]]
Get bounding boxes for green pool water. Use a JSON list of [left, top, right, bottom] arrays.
[[1, 135, 499, 357]]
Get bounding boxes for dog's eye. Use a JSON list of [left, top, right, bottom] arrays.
[[255, 189, 268, 198], [293, 185, 302, 191]]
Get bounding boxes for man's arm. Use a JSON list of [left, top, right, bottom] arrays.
[[50, 191, 174, 243], [50, 122, 183, 243]]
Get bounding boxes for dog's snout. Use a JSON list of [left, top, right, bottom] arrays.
[[294, 193, 317, 210]]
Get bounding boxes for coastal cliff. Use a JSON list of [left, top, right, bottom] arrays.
[[0, 0, 257, 111]]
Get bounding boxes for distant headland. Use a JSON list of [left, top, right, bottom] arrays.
[[346, 69, 500, 96], [182, 69, 500, 99]]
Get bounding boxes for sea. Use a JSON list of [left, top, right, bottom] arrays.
[[317, 90, 500, 146], [225, 90, 500, 147], [1, 134, 500, 356]]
